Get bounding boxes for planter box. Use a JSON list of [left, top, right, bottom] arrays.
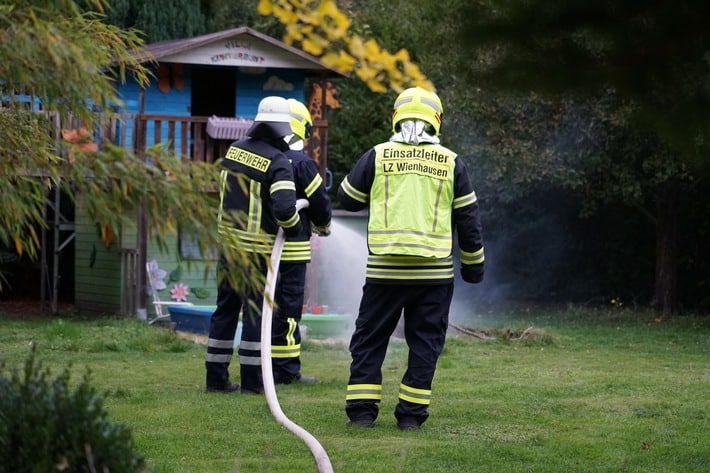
[[167, 305, 354, 340]]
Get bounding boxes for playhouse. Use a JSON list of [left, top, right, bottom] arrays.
[[63, 27, 345, 317]]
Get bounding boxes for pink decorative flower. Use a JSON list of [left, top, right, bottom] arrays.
[[170, 283, 189, 302]]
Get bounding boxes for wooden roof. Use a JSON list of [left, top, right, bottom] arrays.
[[139, 26, 345, 78]]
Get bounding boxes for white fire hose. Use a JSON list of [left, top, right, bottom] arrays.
[[261, 198, 334, 473]]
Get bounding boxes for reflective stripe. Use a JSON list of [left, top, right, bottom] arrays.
[[368, 229, 450, 241], [341, 177, 368, 203], [217, 225, 276, 253], [366, 254, 454, 280], [218, 169, 228, 225], [366, 267, 454, 280], [239, 340, 261, 351], [367, 255, 453, 266], [286, 317, 298, 345], [206, 353, 232, 363], [346, 384, 382, 401], [432, 180, 444, 231], [460, 247, 484, 265], [282, 239, 312, 260], [304, 174, 323, 197], [280, 250, 312, 261], [453, 190, 477, 209], [398, 383, 431, 405], [248, 180, 261, 233], [270, 180, 296, 193], [278, 211, 300, 229], [239, 355, 262, 366], [271, 344, 301, 359], [207, 338, 234, 349]]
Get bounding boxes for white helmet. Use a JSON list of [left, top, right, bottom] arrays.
[[250, 96, 292, 138]]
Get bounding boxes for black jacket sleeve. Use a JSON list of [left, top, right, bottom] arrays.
[[452, 158, 485, 284], [291, 152, 332, 229], [337, 149, 376, 212], [269, 153, 300, 238]]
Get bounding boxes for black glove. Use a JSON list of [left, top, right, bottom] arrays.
[[461, 264, 484, 284]]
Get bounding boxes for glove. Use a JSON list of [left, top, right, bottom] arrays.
[[461, 264, 484, 284], [312, 224, 331, 237], [311, 224, 330, 237]]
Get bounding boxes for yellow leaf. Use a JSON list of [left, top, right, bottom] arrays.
[[317, 1, 351, 32], [286, 23, 304, 41], [355, 65, 377, 82], [321, 50, 357, 72], [302, 38, 324, 56], [392, 48, 411, 62], [256, 0, 273, 15], [14, 235, 24, 255], [366, 78, 388, 94], [349, 35, 365, 58], [364, 39, 381, 58]]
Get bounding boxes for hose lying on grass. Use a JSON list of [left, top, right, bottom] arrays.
[[261, 199, 334, 473]]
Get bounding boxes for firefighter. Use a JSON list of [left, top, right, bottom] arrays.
[[337, 86, 485, 429], [271, 98, 332, 384], [205, 96, 301, 395]]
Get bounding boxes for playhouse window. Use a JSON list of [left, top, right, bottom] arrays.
[[179, 231, 217, 261]]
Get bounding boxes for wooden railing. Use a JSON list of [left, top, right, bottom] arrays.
[[55, 112, 328, 166]]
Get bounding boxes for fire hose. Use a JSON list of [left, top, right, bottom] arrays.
[[261, 198, 334, 473]]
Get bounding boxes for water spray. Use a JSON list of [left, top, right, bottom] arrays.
[[261, 199, 334, 473]]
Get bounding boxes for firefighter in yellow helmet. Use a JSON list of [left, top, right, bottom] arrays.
[[205, 96, 301, 395], [338, 86, 485, 429], [271, 98, 332, 384]]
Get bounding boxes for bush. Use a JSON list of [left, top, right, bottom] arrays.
[[0, 345, 151, 473]]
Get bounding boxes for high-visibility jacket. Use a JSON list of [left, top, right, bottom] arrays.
[[338, 141, 484, 285], [217, 137, 301, 251], [281, 149, 332, 262]]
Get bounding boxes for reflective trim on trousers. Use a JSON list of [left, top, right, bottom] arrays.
[[271, 344, 301, 358], [346, 383, 382, 401], [398, 383, 431, 405], [208, 338, 234, 349], [206, 353, 232, 363], [239, 355, 262, 366]]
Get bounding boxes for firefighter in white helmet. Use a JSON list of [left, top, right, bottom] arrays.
[[338, 86, 485, 429], [205, 96, 301, 395], [270, 98, 332, 384]]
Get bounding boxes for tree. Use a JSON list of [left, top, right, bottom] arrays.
[[454, 0, 710, 314], [256, 0, 433, 92], [0, 0, 261, 294], [99, 0, 215, 43]]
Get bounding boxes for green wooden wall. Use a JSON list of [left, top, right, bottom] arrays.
[[73, 195, 129, 316]]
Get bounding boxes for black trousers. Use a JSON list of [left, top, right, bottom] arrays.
[[271, 262, 307, 383], [346, 283, 453, 425], [205, 257, 267, 392]]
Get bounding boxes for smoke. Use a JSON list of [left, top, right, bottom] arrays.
[[308, 214, 505, 328], [308, 216, 367, 316]]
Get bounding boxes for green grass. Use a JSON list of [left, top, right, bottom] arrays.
[[0, 308, 708, 473]]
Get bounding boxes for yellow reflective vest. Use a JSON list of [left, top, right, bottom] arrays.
[[368, 142, 457, 259]]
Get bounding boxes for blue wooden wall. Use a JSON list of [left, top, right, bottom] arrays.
[[114, 64, 307, 154]]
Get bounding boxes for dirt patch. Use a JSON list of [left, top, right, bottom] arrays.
[[0, 298, 73, 318]]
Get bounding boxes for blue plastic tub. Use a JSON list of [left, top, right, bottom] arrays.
[[167, 305, 353, 340]]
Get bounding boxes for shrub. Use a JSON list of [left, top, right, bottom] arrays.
[[0, 345, 151, 473]]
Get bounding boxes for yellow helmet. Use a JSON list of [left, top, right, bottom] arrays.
[[287, 98, 313, 141], [392, 87, 443, 135]]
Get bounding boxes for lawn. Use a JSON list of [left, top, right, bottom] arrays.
[[0, 306, 708, 473]]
